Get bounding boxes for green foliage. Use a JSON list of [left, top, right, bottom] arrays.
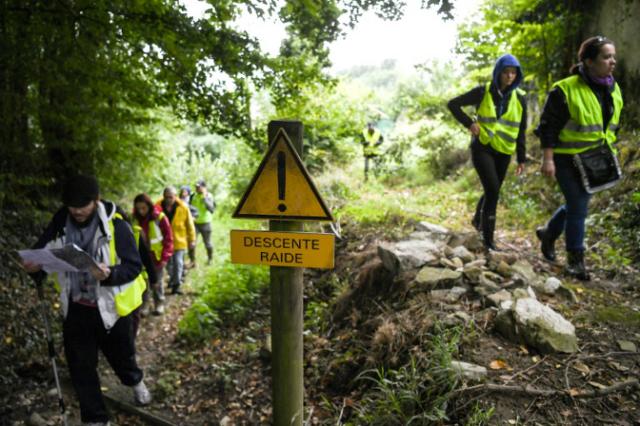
[[455, 0, 581, 95], [353, 324, 463, 425], [178, 262, 269, 344], [273, 81, 368, 171], [465, 403, 495, 426]]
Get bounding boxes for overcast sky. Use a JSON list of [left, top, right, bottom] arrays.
[[182, 0, 479, 73]]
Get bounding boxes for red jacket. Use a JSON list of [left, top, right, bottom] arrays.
[[135, 205, 174, 265]]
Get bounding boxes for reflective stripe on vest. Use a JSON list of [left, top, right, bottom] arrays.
[[477, 82, 524, 155], [110, 214, 146, 317], [192, 194, 212, 225], [362, 128, 381, 156], [148, 212, 164, 260], [553, 75, 623, 154]]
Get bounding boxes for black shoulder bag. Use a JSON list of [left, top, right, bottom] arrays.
[[573, 144, 622, 194]]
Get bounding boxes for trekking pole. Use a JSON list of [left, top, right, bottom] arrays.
[[33, 274, 69, 426], [11, 253, 69, 426]]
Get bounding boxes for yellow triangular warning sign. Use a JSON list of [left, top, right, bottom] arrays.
[[233, 128, 333, 221]]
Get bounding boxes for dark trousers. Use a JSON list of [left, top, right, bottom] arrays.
[[471, 143, 511, 243], [63, 302, 143, 423], [545, 155, 592, 251]]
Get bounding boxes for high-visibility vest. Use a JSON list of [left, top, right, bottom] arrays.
[[111, 214, 146, 317], [147, 212, 165, 261], [477, 82, 524, 155], [191, 193, 213, 225], [362, 128, 382, 156], [47, 205, 146, 329], [553, 75, 623, 154]]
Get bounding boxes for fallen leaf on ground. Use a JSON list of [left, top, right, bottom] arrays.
[[572, 361, 590, 374], [588, 381, 607, 389], [489, 360, 509, 370]]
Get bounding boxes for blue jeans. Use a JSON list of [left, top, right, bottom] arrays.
[[545, 155, 592, 251], [167, 249, 185, 290]]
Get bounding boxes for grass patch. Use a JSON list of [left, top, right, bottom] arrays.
[[593, 306, 640, 327]]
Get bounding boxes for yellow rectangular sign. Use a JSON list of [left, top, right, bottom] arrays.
[[230, 230, 335, 269]]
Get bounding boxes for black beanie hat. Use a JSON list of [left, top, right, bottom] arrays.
[[62, 175, 100, 207]]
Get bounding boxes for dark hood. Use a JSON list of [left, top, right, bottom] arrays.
[[492, 54, 523, 93]]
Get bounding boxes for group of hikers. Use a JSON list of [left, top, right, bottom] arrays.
[[18, 34, 621, 425], [448, 35, 622, 282], [131, 182, 216, 317], [21, 176, 215, 425]]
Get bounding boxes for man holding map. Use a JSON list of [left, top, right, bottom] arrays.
[[21, 175, 150, 426]]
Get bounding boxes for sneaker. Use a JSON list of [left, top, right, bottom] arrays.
[[153, 302, 165, 315], [132, 380, 152, 406]]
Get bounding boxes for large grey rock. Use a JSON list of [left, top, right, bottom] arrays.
[[430, 286, 468, 303], [496, 260, 513, 278], [463, 265, 484, 283], [450, 360, 487, 381], [451, 245, 475, 263], [415, 221, 450, 234], [488, 251, 518, 265], [449, 232, 483, 251], [478, 272, 500, 290], [486, 289, 512, 307], [510, 260, 540, 286], [439, 257, 459, 270], [533, 277, 562, 295], [415, 266, 463, 289], [378, 240, 441, 273], [512, 298, 578, 353]]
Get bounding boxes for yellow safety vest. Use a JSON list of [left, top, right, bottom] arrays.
[[362, 128, 382, 156], [112, 215, 147, 317], [147, 212, 165, 261], [477, 82, 524, 155], [553, 75, 623, 154], [48, 204, 146, 328]]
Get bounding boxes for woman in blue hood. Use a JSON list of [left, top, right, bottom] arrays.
[[448, 54, 527, 250]]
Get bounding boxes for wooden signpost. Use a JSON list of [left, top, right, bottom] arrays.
[[231, 120, 334, 426]]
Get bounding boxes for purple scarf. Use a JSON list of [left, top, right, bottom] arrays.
[[580, 64, 615, 88]]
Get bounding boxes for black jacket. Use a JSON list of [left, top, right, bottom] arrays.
[[32, 201, 142, 287], [447, 84, 527, 163], [536, 70, 618, 149]]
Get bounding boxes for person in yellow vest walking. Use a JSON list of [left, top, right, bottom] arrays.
[[191, 179, 216, 265], [133, 193, 174, 314], [535, 36, 622, 281], [448, 54, 527, 250], [21, 175, 151, 426], [360, 122, 384, 181], [158, 186, 196, 295]]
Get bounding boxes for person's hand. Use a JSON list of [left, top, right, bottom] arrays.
[[541, 159, 556, 178], [158, 261, 167, 269], [189, 242, 196, 250], [91, 263, 111, 281], [515, 163, 525, 176], [469, 122, 480, 136], [22, 260, 42, 274]]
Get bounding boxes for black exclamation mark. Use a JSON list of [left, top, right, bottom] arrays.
[[277, 151, 287, 212]]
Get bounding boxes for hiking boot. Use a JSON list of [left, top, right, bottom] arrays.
[[482, 216, 496, 251], [536, 226, 557, 262], [172, 287, 183, 295], [132, 380, 152, 406], [566, 250, 590, 281]]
